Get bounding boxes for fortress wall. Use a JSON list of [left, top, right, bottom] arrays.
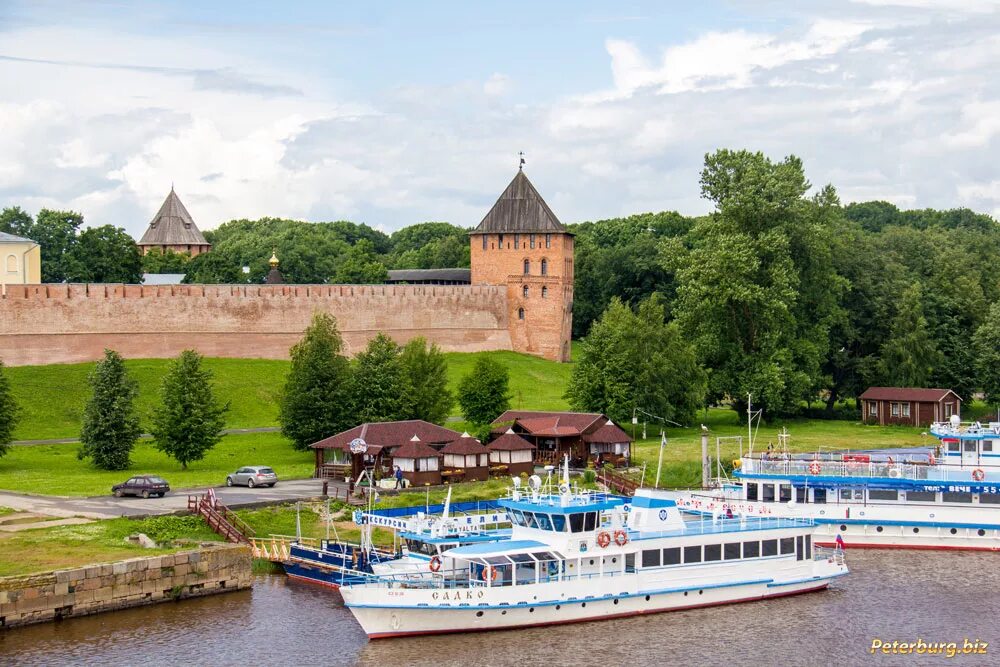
[[0, 283, 513, 366]]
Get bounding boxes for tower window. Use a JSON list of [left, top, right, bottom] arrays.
[[523, 259, 530, 275], [482, 235, 487, 251], [545, 234, 551, 248], [530, 234, 536, 249], [541, 286, 548, 299], [541, 259, 548, 276], [518, 308, 525, 320], [522, 285, 529, 298], [498, 234, 504, 248], [514, 234, 520, 249]]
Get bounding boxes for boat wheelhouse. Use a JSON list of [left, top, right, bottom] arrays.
[[671, 419, 1000, 551], [338, 469, 847, 639]]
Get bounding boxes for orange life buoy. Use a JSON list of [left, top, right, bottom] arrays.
[[597, 531, 611, 548], [809, 461, 821, 475], [429, 556, 442, 573], [481, 565, 498, 582], [973, 468, 986, 482], [614, 529, 628, 547]]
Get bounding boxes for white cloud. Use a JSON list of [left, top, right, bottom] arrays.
[[483, 73, 511, 97]]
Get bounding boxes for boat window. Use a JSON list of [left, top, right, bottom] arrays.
[[746, 484, 758, 501], [813, 488, 827, 504], [779, 485, 792, 502], [762, 539, 778, 557], [839, 488, 853, 500], [662, 547, 681, 565], [906, 491, 936, 503], [535, 513, 553, 531], [943, 492, 973, 504], [796, 536, 805, 561], [804, 535, 812, 559], [947, 441, 960, 453], [780, 537, 795, 555], [868, 489, 898, 501], [641, 549, 661, 568], [551, 514, 567, 532], [569, 513, 585, 532], [584, 512, 597, 532], [683, 545, 702, 563], [509, 553, 534, 563], [704, 544, 722, 561], [964, 442, 976, 452], [743, 541, 760, 558], [625, 553, 635, 573], [724, 542, 741, 560], [984, 441, 994, 452], [794, 486, 808, 503], [532, 552, 557, 562], [762, 485, 775, 502], [522, 511, 538, 528], [980, 493, 1000, 504], [438, 543, 457, 553], [509, 509, 525, 526], [405, 539, 437, 556]]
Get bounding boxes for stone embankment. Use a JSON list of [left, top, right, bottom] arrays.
[[0, 544, 252, 629]]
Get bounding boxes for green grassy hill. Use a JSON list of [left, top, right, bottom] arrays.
[[5, 348, 576, 440]]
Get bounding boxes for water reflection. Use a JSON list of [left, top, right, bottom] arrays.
[[1, 551, 997, 666]]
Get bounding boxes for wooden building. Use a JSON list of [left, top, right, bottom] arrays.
[[859, 387, 962, 426], [137, 187, 212, 257], [440, 433, 491, 482], [491, 411, 632, 468], [391, 436, 444, 487], [309, 420, 460, 482], [487, 430, 536, 476]]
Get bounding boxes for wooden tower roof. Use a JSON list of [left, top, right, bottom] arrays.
[[138, 188, 209, 247], [470, 170, 568, 235]]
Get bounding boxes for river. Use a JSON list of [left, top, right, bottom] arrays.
[[2, 550, 998, 666]]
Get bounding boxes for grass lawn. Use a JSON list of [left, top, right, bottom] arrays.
[[444, 347, 576, 414], [0, 515, 224, 577], [0, 432, 313, 497]]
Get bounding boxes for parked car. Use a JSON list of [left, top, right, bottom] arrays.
[[226, 466, 278, 488], [112, 475, 170, 498]]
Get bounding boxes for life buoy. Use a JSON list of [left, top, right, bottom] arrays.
[[808, 461, 821, 475], [481, 565, 497, 582], [429, 556, 442, 573], [597, 531, 612, 548], [614, 529, 628, 546], [973, 468, 986, 482], [888, 467, 901, 479]]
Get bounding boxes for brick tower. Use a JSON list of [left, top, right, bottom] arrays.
[[470, 169, 573, 362]]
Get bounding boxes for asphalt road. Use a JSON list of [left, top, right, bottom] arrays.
[[0, 478, 332, 520]]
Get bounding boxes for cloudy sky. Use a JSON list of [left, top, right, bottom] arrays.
[[1, 0, 998, 238]]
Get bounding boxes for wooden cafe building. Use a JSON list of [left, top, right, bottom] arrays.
[[491, 411, 633, 468]]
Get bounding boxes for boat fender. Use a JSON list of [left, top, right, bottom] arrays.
[[429, 556, 442, 573], [973, 468, 986, 482], [597, 531, 612, 548], [614, 529, 628, 547]]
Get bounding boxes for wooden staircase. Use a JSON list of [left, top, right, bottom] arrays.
[[187, 489, 255, 544], [598, 469, 639, 496]]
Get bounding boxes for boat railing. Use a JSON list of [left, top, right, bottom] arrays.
[[741, 457, 1000, 483], [813, 546, 845, 566], [930, 421, 1000, 438], [637, 514, 813, 539]]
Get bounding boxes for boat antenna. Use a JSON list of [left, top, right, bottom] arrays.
[[655, 431, 667, 488], [295, 501, 302, 542]]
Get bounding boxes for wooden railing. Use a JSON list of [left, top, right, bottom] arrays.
[[598, 469, 639, 496], [187, 489, 255, 544], [251, 535, 317, 561]]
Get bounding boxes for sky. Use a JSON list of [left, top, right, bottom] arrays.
[[0, 0, 998, 238]]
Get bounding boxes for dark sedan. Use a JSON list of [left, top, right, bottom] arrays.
[[112, 475, 170, 498]]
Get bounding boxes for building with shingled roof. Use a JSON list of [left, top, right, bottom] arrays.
[[440, 433, 491, 482], [137, 187, 212, 257], [492, 410, 631, 468], [859, 387, 961, 426], [487, 429, 536, 476]]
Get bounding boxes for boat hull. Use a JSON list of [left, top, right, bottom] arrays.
[[347, 578, 834, 639]]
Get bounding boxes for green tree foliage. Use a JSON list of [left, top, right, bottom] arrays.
[[78, 350, 142, 470], [150, 350, 229, 469], [400, 337, 453, 424], [66, 225, 143, 283], [279, 313, 354, 450], [352, 333, 412, 422], [141, 248, 191, 274], [973, 302, 1000, 406], [0, 206, 34, 237], [0, 360, 19, 458], [31, 209, 85, 282], [566, 296, 705, 425], [457, 356, 511, 426], [333, 239, 389, 284], [877, 284, 940, 387], [389, 223, 470, 269]]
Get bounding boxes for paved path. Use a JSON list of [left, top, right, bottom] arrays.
[[0, 478, 331, 520], [12, 426, 282, 446]]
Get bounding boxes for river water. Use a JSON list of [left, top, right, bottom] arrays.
[[2, 550, 998, 666]]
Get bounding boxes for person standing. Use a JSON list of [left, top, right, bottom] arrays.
[[394, 465, 404, 489]]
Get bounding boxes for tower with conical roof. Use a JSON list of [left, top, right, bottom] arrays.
[[470, 168, 574, 362], [137, 187, 212, 257]]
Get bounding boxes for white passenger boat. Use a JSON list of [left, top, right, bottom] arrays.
[[339, 468, 847, 639], [671, 417, 1000, 551]]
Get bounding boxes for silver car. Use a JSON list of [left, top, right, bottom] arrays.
[[226, 466, 278, 488]]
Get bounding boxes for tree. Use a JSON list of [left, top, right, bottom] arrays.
[[973, 302, 1000, 407], [279, 313, 354, 450], [0, 360, 19, 458], [66, 225, 143, 283], [0, 206, 34, 237], [878, 284, 940, 387], [566, 296, 706, 425], [400, 337, 453, 423], [78, 350, 142, 470], [457, 356, 511, 426], [141, 248, 191, 274], [333, 239, 389, 284], [352, 333, 412, 423], [150, 350, 229, 469], [32, 209, 85, 282]]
